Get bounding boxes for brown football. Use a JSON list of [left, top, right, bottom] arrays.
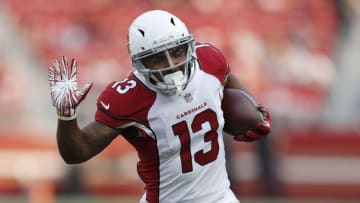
[[221, 88, 263, 136]]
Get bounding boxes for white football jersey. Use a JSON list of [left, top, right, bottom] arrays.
[[95, 43, 239, 203]]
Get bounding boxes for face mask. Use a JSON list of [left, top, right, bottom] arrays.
[[162, 71, 186, 95]]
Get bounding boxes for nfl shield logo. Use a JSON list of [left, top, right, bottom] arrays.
[[184, 93, 193, 103]]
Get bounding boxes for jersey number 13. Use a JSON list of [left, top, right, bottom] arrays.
[[172, 109, 220, 173]]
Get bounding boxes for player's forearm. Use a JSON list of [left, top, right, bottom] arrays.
[[56, 119, 94, 164], [57, 119, 119, 164]]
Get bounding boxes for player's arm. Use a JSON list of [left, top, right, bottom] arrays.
[[224, 73, 249, 92], [224, 73, 272, 142], [57, 119, 119, 164], [48, 56, 118, 163]]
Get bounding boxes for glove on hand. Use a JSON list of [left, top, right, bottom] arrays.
[[234, 105, 272, 142], [48, 56, 93, 120]]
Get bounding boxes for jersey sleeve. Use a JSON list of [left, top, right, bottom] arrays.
[[95, 73, 156, 129], [95, 81, 119, 127], [195, 42, 231, 84]]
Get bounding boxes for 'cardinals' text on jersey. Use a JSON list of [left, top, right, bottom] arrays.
[[95, 43, 234, 203]]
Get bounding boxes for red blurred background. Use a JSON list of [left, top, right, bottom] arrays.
[[0, 0, 359, 202]]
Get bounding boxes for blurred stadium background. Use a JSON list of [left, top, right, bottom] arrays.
[[0, 0, 360, 202]]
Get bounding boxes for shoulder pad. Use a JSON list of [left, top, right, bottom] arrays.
[[95, 73, 156, 127], [195, 43, 230, 83]]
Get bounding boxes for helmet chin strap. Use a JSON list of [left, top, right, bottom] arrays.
[[163, 71, 185, 95]]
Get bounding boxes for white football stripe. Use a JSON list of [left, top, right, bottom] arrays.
[[279, 156, 360, 184], [232, 153, 360, 184]]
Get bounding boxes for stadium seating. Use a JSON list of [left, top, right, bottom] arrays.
[[2, 0, 359, 200]]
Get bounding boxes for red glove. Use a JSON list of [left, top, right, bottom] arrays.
[[48, 56, 93, 120], [234, 105, 271, 142]]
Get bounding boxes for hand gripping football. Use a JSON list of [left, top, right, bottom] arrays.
[[221, 88, 263, 136]]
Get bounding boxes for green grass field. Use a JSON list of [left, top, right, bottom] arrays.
[[0, 195, 359, 203], [0, 195, 137, 203]]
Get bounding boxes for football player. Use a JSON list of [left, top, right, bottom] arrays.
[[48, 10, 271, 203]]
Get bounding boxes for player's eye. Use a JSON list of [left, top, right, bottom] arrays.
[[142, 52, 167, 67], [169, 44, 187, 58]]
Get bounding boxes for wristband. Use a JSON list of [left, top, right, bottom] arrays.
[[57, 113, 77, 121], [57, 109, 76, 121]]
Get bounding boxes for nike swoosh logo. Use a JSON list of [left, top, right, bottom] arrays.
[[100, 101, 110, 110]]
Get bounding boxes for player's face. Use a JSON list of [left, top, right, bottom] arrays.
[[141, 44, 188, 81]]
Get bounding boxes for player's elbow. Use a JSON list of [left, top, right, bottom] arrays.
[[58, 150, 88, 164], [62, 157, 84, 164]]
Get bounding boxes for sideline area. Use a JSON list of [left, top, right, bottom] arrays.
[[0, 195, 359, 203]]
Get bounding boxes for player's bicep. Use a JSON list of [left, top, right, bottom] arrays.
[[83, 121, 119, 138], [81, 121, 120, 153]]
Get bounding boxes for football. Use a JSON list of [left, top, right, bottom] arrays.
[[221, 88, 263, 136]]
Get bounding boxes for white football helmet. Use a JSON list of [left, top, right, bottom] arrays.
[[128, 10, 196, 96]]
